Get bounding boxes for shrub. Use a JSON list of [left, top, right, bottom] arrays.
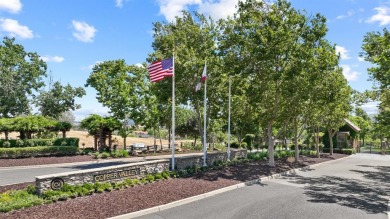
[[25, 140, 35, 147], [145, 175, 155, 183], [230, 142, 240, 148], [162, 171, 170, 179], [111, 149, 128, 158], [0, 189, 44, 212], [0, 146, 79, 158], [101, 152, 110, 159], [2, 141, 10, 148], [53, 138, 79, 147], [240, 142, 247, 149], [16, 140, 24, 147], [154, 173, 163, 180], [341, 148, 356, 155], [91, 152, 100, 159]]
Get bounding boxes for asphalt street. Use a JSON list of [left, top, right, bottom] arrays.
[[0, 153, 201, 186], [135, 153, 390, 219]]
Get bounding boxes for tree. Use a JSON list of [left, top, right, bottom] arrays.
[[35, 81, 86, 119], [148, 11, 223, 150], [361, 28, 390, 142], [221, 0, 332, 165], [80, 115, 120, 151], [85, 61, 149, 147], [12, 115, 56, 139], [0, 37, 47, 117]]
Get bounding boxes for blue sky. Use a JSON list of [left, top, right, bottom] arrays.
[[0, 0, 388, 120]]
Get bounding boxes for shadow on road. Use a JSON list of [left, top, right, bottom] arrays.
[[283, 166, 390, 215]]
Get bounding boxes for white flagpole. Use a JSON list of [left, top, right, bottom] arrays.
[[228, 76, 231, 160], [203, 64, 207, 166], [171, 54, 175, 170]]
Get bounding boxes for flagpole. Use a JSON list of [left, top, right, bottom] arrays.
[[228, 76, 231, 160], [171, 54, 175, 170], [203, 65, 207, 166]]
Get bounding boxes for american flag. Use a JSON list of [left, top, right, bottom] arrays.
[[148, 58, 173, 83]]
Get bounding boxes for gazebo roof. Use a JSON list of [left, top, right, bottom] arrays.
[[343, 119, 361, 132]]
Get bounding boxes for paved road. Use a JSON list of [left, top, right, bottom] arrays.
[[0, 153, 202, 186], [136, 154, 390, 219]]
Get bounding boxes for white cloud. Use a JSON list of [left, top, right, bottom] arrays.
[[157, 0, 202, 22], [360, 101, 379, 115], [135, 63, 144, 68], [82, 61, 103, 71], [340, 64, 359, 81], [357, 57, 364, 62], [156, 0, 240, 22], [74, 107, 109, 121], [336, 10, 355, 20], [335, 45, 350, 60], [41, 55, 64, 63], [71, 20, 97, 43], [0, 0, 22, 14], [0, 18, 33, 39], [366, 7, 390, 26], [116, 0, 123, 8], [199, 0, 239, 20]]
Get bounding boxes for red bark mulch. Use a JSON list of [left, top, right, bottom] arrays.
[[0, 153, 348, 219]]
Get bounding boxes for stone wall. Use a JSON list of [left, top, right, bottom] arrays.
[[230, 149, 247, 159], [173, 149, 247, 170], [35, 159, 169, 194]]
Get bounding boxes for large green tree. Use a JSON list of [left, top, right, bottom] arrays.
[[148, 11, 224, 149], [0, 37, 47, 117], [35, 81, 85, 119], [361, 28, 390, 143], [85, 60, 149, 148], [221, 0, 335, 165]]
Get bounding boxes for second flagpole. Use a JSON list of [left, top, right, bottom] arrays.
[[171, 53, 175, 170]]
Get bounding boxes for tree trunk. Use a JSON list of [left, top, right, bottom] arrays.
[[123, 137, 127, 150], [168, 126, 171, 149], [153, 127, 156, 153], [158, 126, 163, 150], [5, 131, 9, 140], [294, 120, 299, 162], [328, 129, 335, 156], [62, 130, 66, 138], [99, 128, 104, 151], [94, 136, 98, 151], [315, 127, 320, 158], [267, 122, 275, 167], [108, 133, 112, 150]]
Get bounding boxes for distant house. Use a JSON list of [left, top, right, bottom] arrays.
[[323, 119, 361, 150], [336, 119, 361, 149]]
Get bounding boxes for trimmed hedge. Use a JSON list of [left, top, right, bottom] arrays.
[[0, 138, 79, 148], [322, 148, 356, 155], [0, 146, 79, 158], [53, 138, 79, 147]]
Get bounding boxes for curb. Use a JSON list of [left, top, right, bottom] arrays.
[[109, 155, 351, 219]]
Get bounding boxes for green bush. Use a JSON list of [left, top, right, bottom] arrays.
[[16, 140, 24, 147], [230, 142, 240, 148], [240, 142, 247, 149], [53, 138, 79, 147], [0, 146, 79, 158], [92, 152, 101, 159], [25, 140, 35, 147], [2, 141, 10, 148], [101, 152, 110, 159], [341, 148, 356, 155], [0, 189, 45, 212], [111, 149, 128, 158]]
